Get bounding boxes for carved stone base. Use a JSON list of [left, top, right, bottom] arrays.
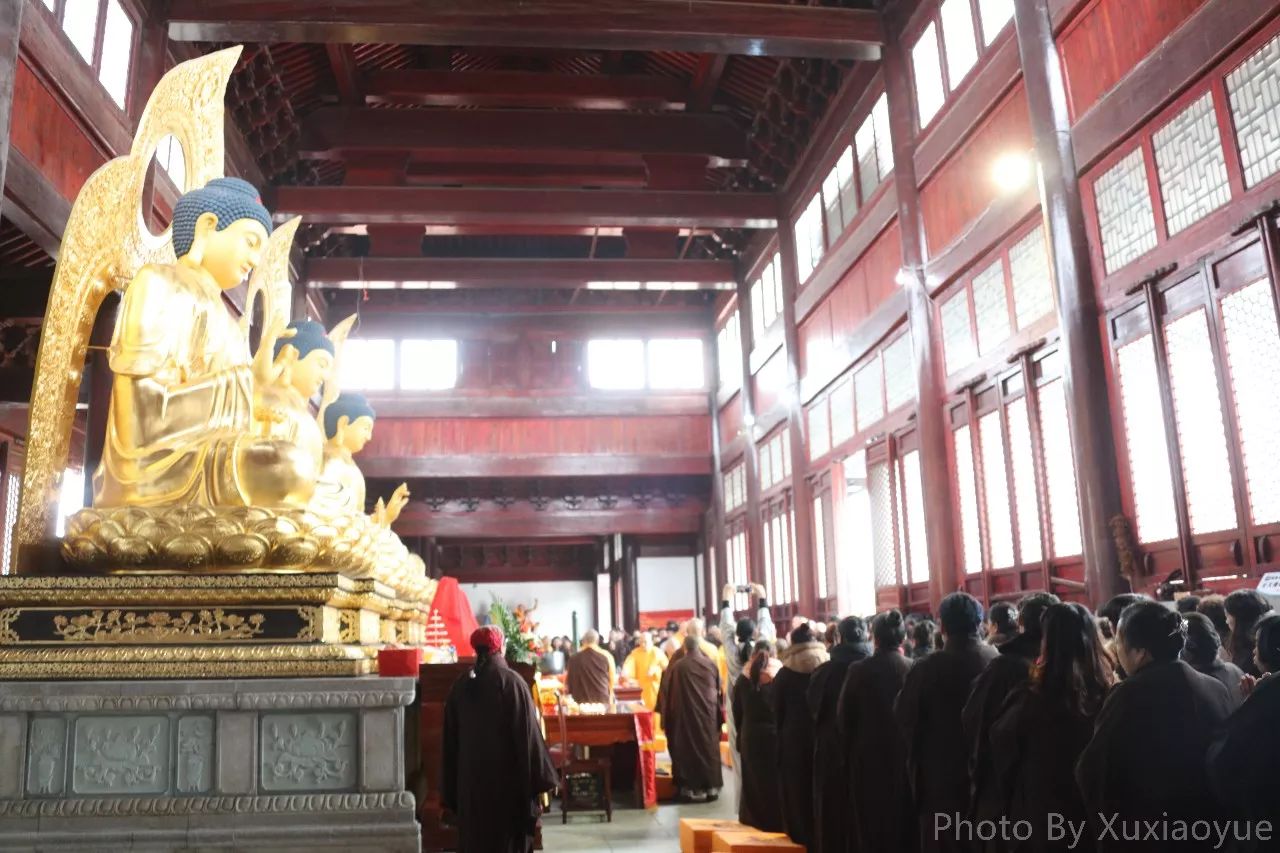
[[0, 573, 429, 679], [0, 677, 421, 852]]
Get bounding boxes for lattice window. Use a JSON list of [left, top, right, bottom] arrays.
[[972, 259, 1011, 355], [809, 400, 831, 461], [855, 357, 885, 431], [1009, 225, 1055, 330], [954, 425, 984, 574], [941, 289, 977, 374], [883, 333, 916, 412], [940, 0, 979, 88], [1164, 308, 1239, 534], [1006, 397, 1043, 565], [830, 376, 855, 446], [814, 495, 829, 600], [1220, 279, 1280, 525], [978, 0, 1014, 45], [1226, 31, 1280, 189], [868, 460, 899, 588], [901, 451, 930, 584], [822, 145, 859, 245], [1037, 379, 1083, 558], [978, 410, 1016, 569], [1116, 335, 1180, 542], [1093, 148, 1159, 274], [1153, 92, 1231, 236], [912, 23, 946, 127]]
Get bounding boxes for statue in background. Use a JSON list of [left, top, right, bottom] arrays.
[[92, 177, 318, 509]]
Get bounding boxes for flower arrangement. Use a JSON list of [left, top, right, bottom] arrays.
[[488, 598, 541, 666]]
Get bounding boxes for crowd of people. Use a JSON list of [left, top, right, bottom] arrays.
[[723, 586, 1279, 853]]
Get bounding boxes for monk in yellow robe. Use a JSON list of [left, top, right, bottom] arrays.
[[623, 631, 669, 711]]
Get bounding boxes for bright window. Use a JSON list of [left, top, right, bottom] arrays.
[[588, 339, 646, 390], [154, 134, 187, 191], [978, 0, 1015, 45], [55, 468, 86, 538], [941, 0, 979, 88], [400, 339, 458, 391], [2, 472, 19, 574], [648, 339, 705, 390], [912, 23, 946, 127], [99, 0, 134, 108], [795, 194, 825, 282], [814, 495, 829, 600], [63, 0, 99, 64], [339, 338, 396, 392], [716, 310, 742, 390]]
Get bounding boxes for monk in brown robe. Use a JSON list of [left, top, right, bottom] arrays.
[[657, 634, 724, 801], [565, 630, 616, 704], [443, 626, 558, 853]]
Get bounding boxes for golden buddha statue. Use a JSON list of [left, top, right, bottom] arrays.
[[92, 177, 318, 510]]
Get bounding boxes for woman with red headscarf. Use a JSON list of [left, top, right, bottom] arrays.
[[443, 626, 559, 853]]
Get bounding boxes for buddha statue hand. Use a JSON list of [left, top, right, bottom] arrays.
[[373, 484, 410, 527], [252, 316, 297, 390]]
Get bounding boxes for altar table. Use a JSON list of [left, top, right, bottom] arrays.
[[545, 704, 659, 809]]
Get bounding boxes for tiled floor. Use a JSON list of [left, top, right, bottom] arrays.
[[540, 772, 738, 852]]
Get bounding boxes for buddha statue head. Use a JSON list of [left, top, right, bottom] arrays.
[[323, 393, 376, 455], [171, 177, 273, 289], [275, 320, 336, 399]]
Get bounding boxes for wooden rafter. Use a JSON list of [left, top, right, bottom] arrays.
[[363, 69, 688, 110], [305, 257, 736, 289], [166, 0, 884, 60]]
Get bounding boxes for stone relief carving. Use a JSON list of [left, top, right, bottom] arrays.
[[260, 712, 356, 791], [27, 717, 67, 796], [176, 716, 214, 794], [0, 791, 415, 818], [73, 716, 170, 795], [0, 685, 414, 714]]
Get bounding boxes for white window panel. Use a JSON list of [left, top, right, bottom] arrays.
[[63, 0, 101, 65], [795, 196, 825, 282], [759, 442, 773, 490], [1116, 334, 1180, 543], [941, 289, 977, 374], [814, 496, 829, 600], [902, 450, 930, 584], [1006, 396, 1043, 565], [940, 0, 979, 88], [808, 400, 831, 461], [55, 468, 86, 538], [587, 338, 646, 390], [2, 472, 19, 572], [770, 252, 785, 318], [648, 338, 705, 390], [1227, 31, 1280, 189], [955, 425, 984, 574], [1009, 226, 1055, 330], [835, 144, 859, 228], [883, 333, 916, 412], [872, 94, 894, 182], [854, 357, 885, 431], [978, 410, 1015, 569], [400, 339, 458, 390], [1037, 378, 1083, 558], [971, 259, 1011, 355], [339, 339, 396, 391], [750, 279, 766, 341], [1093, 148, 1159, 274], [912, 23, 946, 127], [978, 0, 1015, 45], [1152, 92, 1231, 236], [829, 376, 855, 446], [1163, 307, 1239, 534], [868, 460, 899, 588], [1221, 279, 1280, 525], [99, 0, 133, 109]]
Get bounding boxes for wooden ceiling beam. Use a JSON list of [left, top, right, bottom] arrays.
[[687, 54, 728, 113], [271, 186, 778, 229], [166, 0, 884, 60], [363, 69, 687, 110], [403, 162, 648, 188], [305, 257, 735, 290], [395, 504, 704, 538], [298, 107, 749, 161], [362, 453, 711, 479], [324, 43, 362, 105]]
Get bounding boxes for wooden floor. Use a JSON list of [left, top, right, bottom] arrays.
[[541, 773, 738, 852]]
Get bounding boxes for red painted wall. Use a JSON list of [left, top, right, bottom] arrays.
[[919, 83, 1032, 255], [366, 415, 712, 458], [10, 59, 105, 203], [1059, 0, 1208, 119], [718, 392, 743, 448]]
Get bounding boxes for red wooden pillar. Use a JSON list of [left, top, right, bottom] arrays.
[[736, 277, 767, 595], [707, 336, 729, 618], [0, 0, 21, 221], [1014, 0, 1129, 605], [882, 17, 958, 615], [775, 212, 819, 618]]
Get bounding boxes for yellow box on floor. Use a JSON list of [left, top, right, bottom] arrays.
[[679, 819, 746, 853], [710, 829, 805, 851]]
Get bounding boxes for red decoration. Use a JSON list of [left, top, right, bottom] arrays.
[[425, 577, 479, 652]]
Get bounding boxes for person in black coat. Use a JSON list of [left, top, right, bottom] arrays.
[[987, 603, 1115, 853], [986, 601, 1020, 648], [1223, 589, 1274, 677], [806, 616, 872, 853], [771, 623, 829, 848], [963, 592, 1059, 829], [840, 610, 916, 853], [896, 593, 999, 853], [1180, 612, 1246, 710], [1075, 601, 1234, 852], [1208, 612, 1280, 853], [443, 626, 559, 853], [731, 640, 785, 832]]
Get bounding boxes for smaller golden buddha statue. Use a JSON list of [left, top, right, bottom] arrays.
[[256, 320, 337, 477]]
